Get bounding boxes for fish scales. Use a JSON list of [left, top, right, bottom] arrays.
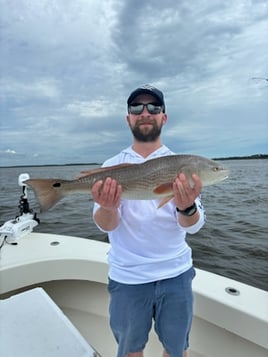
[[24, 154, 229, 211], [75, 155, 195, 199]]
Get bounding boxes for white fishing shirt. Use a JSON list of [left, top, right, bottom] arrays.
[[93, 145, 205, 284]]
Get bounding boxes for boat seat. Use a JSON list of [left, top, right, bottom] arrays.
[[0, 287, 102, 357]]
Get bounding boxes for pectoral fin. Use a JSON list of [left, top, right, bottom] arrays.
[[153, 182, 173, 195], [158, 195, 174, 208], [153, 183, 174, 208]]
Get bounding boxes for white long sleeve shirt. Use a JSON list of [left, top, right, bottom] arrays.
[[93, 145, 205, 284]]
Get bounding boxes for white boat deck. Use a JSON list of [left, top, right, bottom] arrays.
[[0, 232, 267, 357], [1, 288, 98, 357]]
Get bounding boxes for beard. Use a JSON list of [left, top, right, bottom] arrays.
[[130, 119, 163, 142]]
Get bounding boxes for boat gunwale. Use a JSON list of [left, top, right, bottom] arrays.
[[0, 232, 267, 350]]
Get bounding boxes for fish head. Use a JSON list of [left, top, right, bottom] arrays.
[[194, 158, 229, 186], [179, 156, 229, 187]]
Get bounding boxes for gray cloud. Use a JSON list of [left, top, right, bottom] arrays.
[[0, 0, 267, 166]]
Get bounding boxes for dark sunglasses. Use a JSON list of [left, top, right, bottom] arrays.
[[128, 103, 163, 115]]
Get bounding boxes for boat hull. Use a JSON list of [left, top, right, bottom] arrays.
[[0, 232, 267, 357]]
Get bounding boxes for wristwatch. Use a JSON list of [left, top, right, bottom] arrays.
[[176, 202, 197, 216]]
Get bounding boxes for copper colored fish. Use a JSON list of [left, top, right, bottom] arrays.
[[24, 154, 229, 212]]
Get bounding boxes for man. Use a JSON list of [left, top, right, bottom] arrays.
[[92, 85, 205, 357]]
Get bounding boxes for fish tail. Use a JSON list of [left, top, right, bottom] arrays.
[[24, 179, 67, 212]]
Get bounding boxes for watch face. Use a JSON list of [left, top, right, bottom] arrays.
[[187, 207, 197, 216], [177, 203, 197, 216]]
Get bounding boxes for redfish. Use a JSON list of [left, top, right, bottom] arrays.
[[24, 154, 229, 212]]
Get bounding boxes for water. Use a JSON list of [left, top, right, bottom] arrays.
[[0, 160, 267, 291]]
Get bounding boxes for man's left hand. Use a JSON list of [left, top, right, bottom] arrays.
[[173, 173, 202, 211]]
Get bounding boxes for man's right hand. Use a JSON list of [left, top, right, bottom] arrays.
[[92, 177, 122, 211]]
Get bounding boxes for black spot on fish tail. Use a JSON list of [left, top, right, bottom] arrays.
[[25, 178, 66, 211], [53, 182, 61, 187]]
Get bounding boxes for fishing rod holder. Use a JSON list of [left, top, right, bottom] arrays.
[[0, 173, 40, 246]]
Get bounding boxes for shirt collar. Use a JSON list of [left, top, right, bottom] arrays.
[[122, 145, 171, 160]]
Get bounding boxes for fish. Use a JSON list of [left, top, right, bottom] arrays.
[[24, 154, 229, 212]]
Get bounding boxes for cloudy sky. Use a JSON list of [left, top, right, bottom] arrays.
[[1, 0, 267, 166]]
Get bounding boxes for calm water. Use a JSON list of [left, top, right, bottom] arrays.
[[0, 160, 267, 291]]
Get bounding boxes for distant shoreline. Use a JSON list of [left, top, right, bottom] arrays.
[[0, 162, 101, 169], [0, 154, 267, 168], [213, 153, 268, 161]]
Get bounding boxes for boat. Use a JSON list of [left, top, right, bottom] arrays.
[[0, 175, 267, 357]]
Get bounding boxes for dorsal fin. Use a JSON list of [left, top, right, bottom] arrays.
[[77, 163, 135, 178]]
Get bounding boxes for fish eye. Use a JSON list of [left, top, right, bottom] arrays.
[[213, 167, 219, 172]]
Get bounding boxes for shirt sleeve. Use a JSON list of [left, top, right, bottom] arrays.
[[92, 202, 121, 233], [178, 196, 206, 234]]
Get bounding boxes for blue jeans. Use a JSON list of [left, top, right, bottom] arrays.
[[108, 267, 195, 357]]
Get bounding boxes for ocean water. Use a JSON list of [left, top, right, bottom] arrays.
[[0, 159, 267, 291]]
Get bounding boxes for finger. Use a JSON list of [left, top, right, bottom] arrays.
[[91, 180, 103, 198], [189, 174, 202, 197], [173, 178, 188, 203], [179, 173, 192, 191], [103, 178, 118, 200], [101, 177, 112, 196], [192, 174, 202, 191], [173, 175, 199, 210], [99, 178, 122, 207], [175, 174, 193, 196], [114, 184, 122, 200]]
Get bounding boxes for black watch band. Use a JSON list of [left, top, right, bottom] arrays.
[[176, 202, 197, 216]]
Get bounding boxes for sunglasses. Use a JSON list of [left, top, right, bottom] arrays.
[[128, 103, 163, 115]]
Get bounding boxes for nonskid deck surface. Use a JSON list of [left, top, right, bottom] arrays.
[[1, 279, 267, 357], [62, 306, 206, 357], [1, 233, 267, 357]]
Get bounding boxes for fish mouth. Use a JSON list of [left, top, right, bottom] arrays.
[[220, 169, 229, 181]]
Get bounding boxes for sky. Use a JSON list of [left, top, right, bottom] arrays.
[[0, 0, 267, 166]]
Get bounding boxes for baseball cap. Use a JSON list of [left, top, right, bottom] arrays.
[[127, 84, 166, 112]]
